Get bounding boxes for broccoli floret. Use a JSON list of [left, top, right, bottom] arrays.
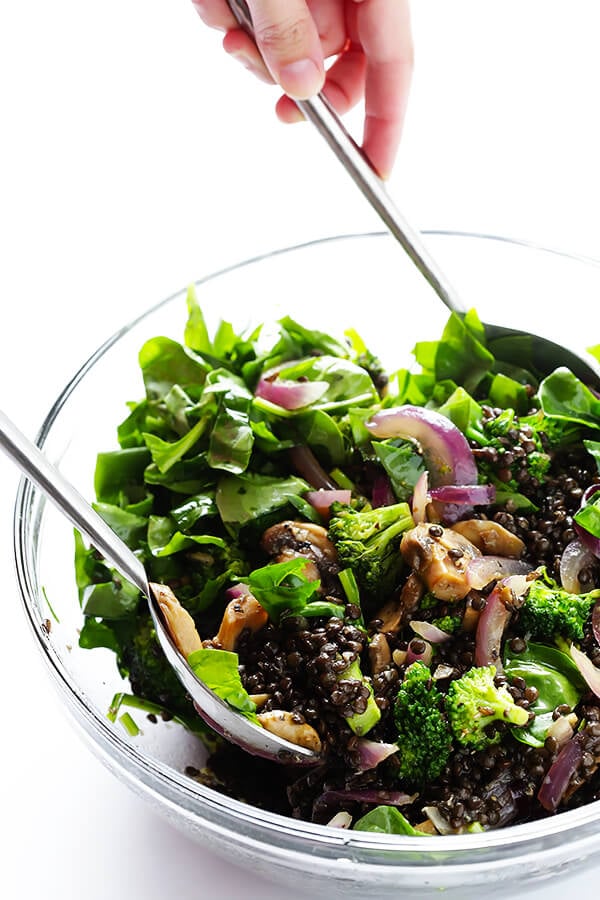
[[393, 662, 453, 785], [446, 665, 529, 750], [328, 501, 414, 602], [519, 571, 600, 641], [432, 615, 462, 634], [118, 613, 192, 719]]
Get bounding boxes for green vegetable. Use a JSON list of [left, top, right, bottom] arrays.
[[446, 665, 529, 750], [431, 615, 461, 635], [215, 472, 309, 532], [246, 557, 319, 623], [538, 367, 600, 430], [519, 570, 600, 641], [584, 439, 600, 473], [187, 647, 258, 718], [353, 806, 430, 836], [338, 657, 381, 736], [413, 309, 494, 395], [574, 492, 600, 541], [393, 662, 453, 785], [372, 439, 426, 502], [504, 641, 585, 747], [328, 501, 414, 604]]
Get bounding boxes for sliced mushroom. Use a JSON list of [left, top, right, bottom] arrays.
[[273, 548, 321, 583], [400, 523, 481, 602], [257, 710, 322, 753], [369, 632, 392, 674], [261, 520, 340, 592], [451, 519, 525, 558], [214, 591, 268, 651], [248, 693, 271, 709], [150, 582, 203, 657], [375, 573, 424, 633]]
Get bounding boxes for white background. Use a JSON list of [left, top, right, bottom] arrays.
[[2, 2, 600, 898]]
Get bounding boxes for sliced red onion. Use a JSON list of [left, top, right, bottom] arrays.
[[409, 620, 452, 643], [537, 733, 584, 812], [560, 539, 597, 593], [327, 811, 352, 829], [366, 406, 478, 487], [466, 555, 534, 591], [570, 643, 600, 697], [316, 789, 416, 808], [256, 368, 329, 410], [593, 601, 600, 645], [474, 575, 529, 669], [288, 445, 338, 490], [371, 473, 396, 508], [355, 739, 399, 773], [305, 489, 352, 519], [411, 470, 430, 524], [406, 638, 433, 666], [225, 582, 250, 601], [430, 484, 496, 506]]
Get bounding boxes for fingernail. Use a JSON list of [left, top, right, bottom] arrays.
[[278, 59, 323, 100]]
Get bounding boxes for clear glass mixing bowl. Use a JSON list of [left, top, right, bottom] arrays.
[[14, 232, 600, 898]]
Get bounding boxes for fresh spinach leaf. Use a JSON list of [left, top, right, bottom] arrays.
[[187, 647, 258, 717], [504, 641, 585, 747], [246, 557, 319, 623], [353, 806, 430, 836], [373, 439, 425, 502]]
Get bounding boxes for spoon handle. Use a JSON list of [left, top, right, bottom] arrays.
[[0, 409, 148, 595], [225, 0, 466, 315]]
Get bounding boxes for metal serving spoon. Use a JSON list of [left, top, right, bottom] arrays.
[[1, 409, 317, 764], [226, 0, 600, 386]]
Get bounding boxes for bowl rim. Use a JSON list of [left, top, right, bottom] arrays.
[[13, 229, 600, 864]]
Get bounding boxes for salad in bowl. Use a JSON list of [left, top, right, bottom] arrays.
[[75, 283, 600, 837]]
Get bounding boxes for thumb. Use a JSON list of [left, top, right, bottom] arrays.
[[246, 0, 324, 100]]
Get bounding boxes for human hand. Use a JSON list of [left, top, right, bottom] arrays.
[[191, 0, 413, 179]]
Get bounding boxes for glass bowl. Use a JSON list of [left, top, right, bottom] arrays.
[[14, 231, 600, 899]]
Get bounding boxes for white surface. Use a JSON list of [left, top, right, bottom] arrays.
[[2, 2, 600, 898]]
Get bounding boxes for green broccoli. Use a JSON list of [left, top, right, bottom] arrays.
[[338, 657, 381, 736], [431, 615, 462, 635], [328, 501, 414, 602], [519, 571, 600, 641], [393, 662, 453, 784], [446, 665, 529, 750], [117, 613, 193, 719]]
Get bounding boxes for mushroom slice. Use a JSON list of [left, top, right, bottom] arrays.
[[262, 520, 338, 560], [451, 519, 525, 558], [261, 520, 340, 592], [375, 573, 424, 633], [257, 710, 322, 753], [369, 632, 392, 674], [150, 582, 203, 657], [400, 523, 481, 602], [215, 592, 268, 651]]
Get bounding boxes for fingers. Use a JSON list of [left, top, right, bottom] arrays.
[[190, 0, 237, 31], [222, 28, 274, 83], [275, 43, 366, 124], [355, 0, 414, 178], [246, 0, 325, 99]]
